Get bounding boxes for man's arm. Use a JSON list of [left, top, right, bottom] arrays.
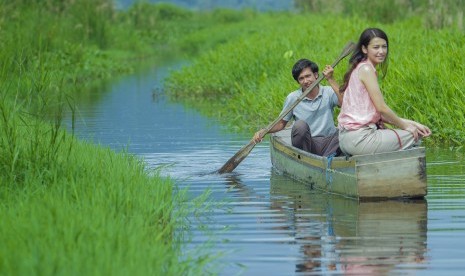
[[322, 65, 342, 106], [253, 119, 288, 143]]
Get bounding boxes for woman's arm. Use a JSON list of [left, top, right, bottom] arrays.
[[359, 64, 419, 140]]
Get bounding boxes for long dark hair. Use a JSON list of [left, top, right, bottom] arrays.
[[339, 28, 389, 93]]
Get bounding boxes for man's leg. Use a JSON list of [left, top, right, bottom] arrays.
[[317, 131, 340, 156], [291, 120, 313, 152], [292, 120, 341, 156]]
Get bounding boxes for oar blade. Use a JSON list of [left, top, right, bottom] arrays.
[[217, 140, 256, 174], [216, 41, 354, 174]]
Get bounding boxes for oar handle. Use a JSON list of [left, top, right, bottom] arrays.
[[217, 42, 355, 174], [262, 41, 355, 134]]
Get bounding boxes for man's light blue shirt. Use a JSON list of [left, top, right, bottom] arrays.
[[281, 86, 339, 137]]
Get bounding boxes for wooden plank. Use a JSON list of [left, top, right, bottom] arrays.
[[272, 135, 355, 169], [352, 147, 425, 165], [270, 129, 427, 200], [356, 156, 427, 198], [270, 138, 359, 199]]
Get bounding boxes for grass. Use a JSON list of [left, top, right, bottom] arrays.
[[0, 82, 221, 274], [165, 15, 465, 148], [0, 1, 254, 274], [2, 0, 464, 274]]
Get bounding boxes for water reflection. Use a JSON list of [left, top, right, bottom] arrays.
[[62, 60, 465, 275], [269, 172, 428, 274]]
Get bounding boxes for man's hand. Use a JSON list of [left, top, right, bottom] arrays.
[[323, 64, 342, 105], [322, 65, 334, 80], [253, 129, 266, 144]]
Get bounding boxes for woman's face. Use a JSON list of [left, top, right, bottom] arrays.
[[362, 37, 388, 65]]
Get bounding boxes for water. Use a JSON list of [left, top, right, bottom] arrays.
[[63, 61, 465, 275]]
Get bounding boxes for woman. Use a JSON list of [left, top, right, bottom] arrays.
[[337, 28, 431, 156]]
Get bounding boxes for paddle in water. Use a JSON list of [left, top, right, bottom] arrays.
[[217, 41, 355, 174]]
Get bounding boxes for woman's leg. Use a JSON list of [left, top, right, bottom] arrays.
[[339, 124, 417, 155]]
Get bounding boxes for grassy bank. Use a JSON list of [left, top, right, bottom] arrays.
[[295, 0, 464, 30], [2, 0, 463, 273], [1, 115, 173, 274], [0, 1, 259, 274], [0, 1, 261, 105], [166, 14, 465, 148], [0, 90, 222, 274]]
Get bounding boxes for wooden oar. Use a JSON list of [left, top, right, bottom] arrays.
[[217, 41, 355, 174]]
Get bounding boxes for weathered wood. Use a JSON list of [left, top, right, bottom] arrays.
[[216, 42, 355, 174], [270, 128, 427, 200]]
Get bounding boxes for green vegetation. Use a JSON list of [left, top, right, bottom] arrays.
[[1, 1, 258, 274], [2, 0, 464, 273], [0, 0, 261, 106], [0, 92, 218, 274], [2, 116, 177, 274], [166, 12, 465, 148], [295, 0, 465, 30]]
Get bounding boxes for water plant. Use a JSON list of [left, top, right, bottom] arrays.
[[166, 14, 465, 147], [0, 1, 249, 274]]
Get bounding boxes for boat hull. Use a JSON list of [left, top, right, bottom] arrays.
[[270, 129, 427, 200]]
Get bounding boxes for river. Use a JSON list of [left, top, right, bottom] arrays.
[[63, 60, 465, 275]]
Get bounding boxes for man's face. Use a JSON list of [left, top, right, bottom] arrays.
[[297, 67, 318, 91]]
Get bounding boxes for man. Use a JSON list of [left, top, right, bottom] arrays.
[[253, 58, 342, 156]]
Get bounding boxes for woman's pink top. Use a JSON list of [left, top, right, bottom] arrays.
[[338, 61, 381, 130]]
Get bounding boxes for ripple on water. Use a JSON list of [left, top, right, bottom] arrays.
[[63, 63, 465, 275]]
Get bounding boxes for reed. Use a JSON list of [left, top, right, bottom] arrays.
[[0, 1, 244, 274], [165, 14, 465, 148], [0, 95, 223, 274], [4, 0, 463, 273], [0, 71, 221, 274], [295, 0, 464, 31]]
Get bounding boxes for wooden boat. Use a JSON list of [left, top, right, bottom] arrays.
[[269, 128, 427, 200]]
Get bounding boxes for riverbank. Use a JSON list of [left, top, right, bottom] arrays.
[[0, 1, 256, 274], [1, 1, 463, 274], [165, 13, 465, 148], [162, 0, 465, 150]]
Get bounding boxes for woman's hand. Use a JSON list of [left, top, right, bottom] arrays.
[[413, 121, 432, 137], [405, 124, 419, 141], [403, 119, 432, 138]]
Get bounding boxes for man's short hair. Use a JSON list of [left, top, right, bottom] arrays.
[[292, 59, 319, 82]]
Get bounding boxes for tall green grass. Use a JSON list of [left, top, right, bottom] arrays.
[[0, 73, 220, 274], [295, 0, 464, 31], [0, 1, 261, 108], [4, 0, 462, 272], [1, 1, 256, 274], [165, 14, 465, 148]]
